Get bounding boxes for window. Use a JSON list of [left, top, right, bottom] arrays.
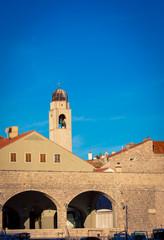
[[10, 153, 16, 162], [26, 153, 31, 162], [40, 154, 46, 162], [54, 154, 60, 163]]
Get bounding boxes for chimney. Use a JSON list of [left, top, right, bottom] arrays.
[[88, 152, 92, 160], [112, 151, 115, 155], [105, 152, 109, 157], [143, 138, 146, 142], [126, 143, 130, 149], [147, 136, 151, 140], [99, 153, 102, 159], [130, 142, 134, 146], [8, 127, 19, 139], [115, 164, 122, 172]]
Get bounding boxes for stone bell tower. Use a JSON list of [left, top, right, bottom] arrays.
[[49, 87, 72, 152]]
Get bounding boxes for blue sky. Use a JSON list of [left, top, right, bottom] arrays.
[[0, 0, 164, 159]]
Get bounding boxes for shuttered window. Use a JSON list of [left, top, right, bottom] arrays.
[[10, 153, 16, 162], [26, 153, 31, 162], [40, 154, 46, 162], [54, 154, 60, 163]]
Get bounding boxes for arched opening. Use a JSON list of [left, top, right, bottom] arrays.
[[3, 191, 57, 230], [59, 114, 66, 128], [67, 207, 83, 228], [67, 191, 114, 229]]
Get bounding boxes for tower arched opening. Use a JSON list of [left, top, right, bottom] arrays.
[[3, 191, 57, 230], [59, 114, 66, 128], [67, 191, 114, 229]]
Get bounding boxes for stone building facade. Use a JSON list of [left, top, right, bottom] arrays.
[[0, 88, 163, 239], [102, 139, 164, 173]]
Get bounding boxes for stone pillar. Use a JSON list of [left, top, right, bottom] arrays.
[[57, 206, 67, 230], [0, 210, 2, 229]]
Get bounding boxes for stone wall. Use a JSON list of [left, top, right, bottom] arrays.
[[0, 170, 163, 236], [104, 140, 164, 173]]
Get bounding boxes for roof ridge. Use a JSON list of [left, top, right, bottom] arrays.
[[0, 130, 35, 149], [107, 139, 152, 158]]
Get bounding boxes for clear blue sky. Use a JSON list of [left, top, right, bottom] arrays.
[[0, 0, 164, 159]]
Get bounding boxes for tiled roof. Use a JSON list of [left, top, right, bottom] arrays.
[[153, 141, 164, 154], [0, 136, 5, 141], [86, 160, 103, 168], [0, 131, 34, 149], [107, 140, 152, 159], [94, 168, 108, 172], [106, 139, 164, 159]]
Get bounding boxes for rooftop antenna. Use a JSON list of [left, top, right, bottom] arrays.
[[58, 82, 61, 88], [115, 182, 118, 233]]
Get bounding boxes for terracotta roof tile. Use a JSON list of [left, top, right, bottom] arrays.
[[106, 139, 164, 159], [153, 141, 164, 154], [0, 131, 34, 149], [0, 136, 5, 141], [94, 168, 108, 172], [86, 160, 103, 168]]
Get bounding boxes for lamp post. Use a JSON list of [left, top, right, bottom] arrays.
[[0, 204, 3, 230], [65, 203, 70, 240], [115, 183, 117, 233], [121, 202, 128, 236], [125, 205, 128, 233]]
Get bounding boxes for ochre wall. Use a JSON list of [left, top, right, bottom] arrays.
[[0, 132, 93, 172]]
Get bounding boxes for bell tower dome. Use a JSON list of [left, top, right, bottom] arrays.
[[49, 87, 72, 152]]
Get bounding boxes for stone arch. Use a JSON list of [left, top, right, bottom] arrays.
[[1, 189, 60, 209], [66, 189, 116, 206], [2, 190, 60, 230], [66, 190, 115, 229]]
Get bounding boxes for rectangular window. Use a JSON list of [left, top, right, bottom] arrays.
[[54, 154, 60, 163], [10, 153, 16, 162], [40, 154, 46, 162], [26, 153, 31, 162]]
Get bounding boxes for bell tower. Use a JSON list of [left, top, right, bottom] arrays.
[[49, 87, 72, 152]]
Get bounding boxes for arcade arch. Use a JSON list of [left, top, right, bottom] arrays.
[[3, 191, 58, 230], [66, 191, 115, 229]]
